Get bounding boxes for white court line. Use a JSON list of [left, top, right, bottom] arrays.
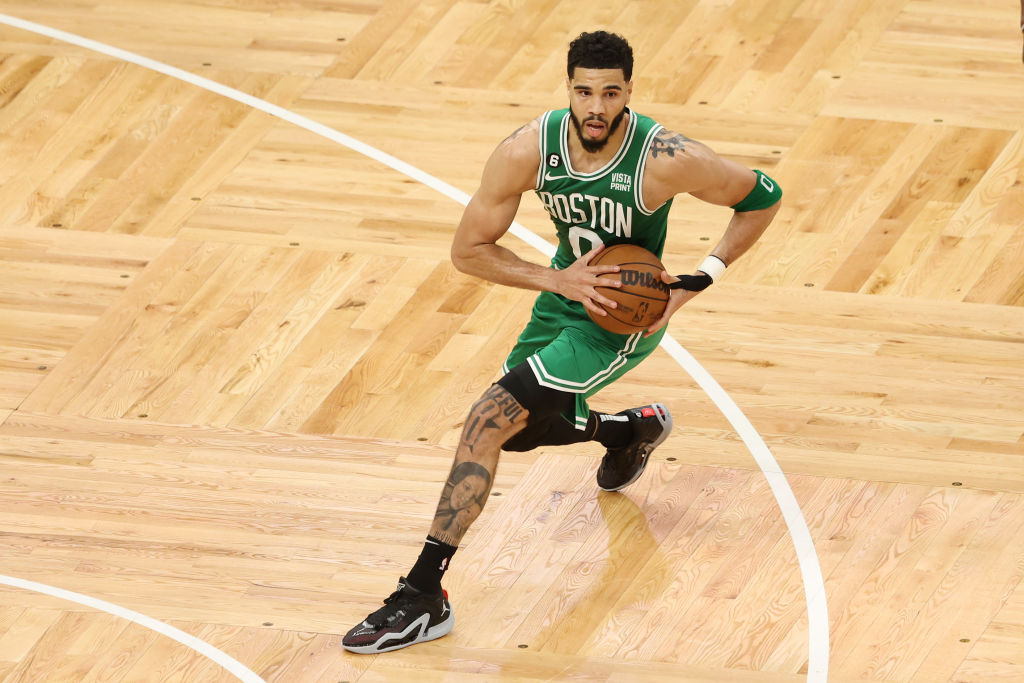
[[0, 575, 264, 683], [0, 12, 829, 681]]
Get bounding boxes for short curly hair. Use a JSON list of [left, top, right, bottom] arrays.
[[567, 31, 634, 80]]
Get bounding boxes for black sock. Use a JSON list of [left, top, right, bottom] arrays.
[[591, 410, 633, 448], [406, 535, 457, 593]]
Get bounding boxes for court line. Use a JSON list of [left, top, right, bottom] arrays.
[[0, 12, 829, 681], [0, 575, 264, 682]]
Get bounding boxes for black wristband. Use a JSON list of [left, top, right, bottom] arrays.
[[669, 273, 713, 292]]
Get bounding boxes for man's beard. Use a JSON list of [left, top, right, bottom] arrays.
[[569, 107, 628, 153]]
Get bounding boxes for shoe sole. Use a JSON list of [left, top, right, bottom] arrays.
[[598, 403, 673, 492], [342, 611, 454, 654]]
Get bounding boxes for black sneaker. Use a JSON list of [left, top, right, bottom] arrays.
[[596, 403, 673, 491], [342, 577, 453, 654]]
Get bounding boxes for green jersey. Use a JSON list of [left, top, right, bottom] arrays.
[[502, 108, 672, 428], [534, 108, 673, 270]]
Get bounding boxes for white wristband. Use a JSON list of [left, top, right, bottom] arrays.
[[698, 254, 727, 281]]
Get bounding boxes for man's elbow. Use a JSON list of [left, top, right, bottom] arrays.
[[450, 243, 475, 274]]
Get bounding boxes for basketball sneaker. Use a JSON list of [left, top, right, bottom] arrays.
[[342, 577, 454, 654], [596, 403, 673, 491]]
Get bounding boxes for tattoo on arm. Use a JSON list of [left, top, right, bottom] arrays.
[[650, 131, 696, 158], [502, 123, 533, 145]]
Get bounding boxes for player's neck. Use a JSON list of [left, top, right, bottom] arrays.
[[567, 110, 631, 173]]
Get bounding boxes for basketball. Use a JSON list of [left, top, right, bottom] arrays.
[[586, 244, 669, 335]]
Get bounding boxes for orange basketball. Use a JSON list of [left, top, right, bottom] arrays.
[[586, 244, 669, 335]]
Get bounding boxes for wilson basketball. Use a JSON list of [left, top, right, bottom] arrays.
[[586, 244, 669, 335]]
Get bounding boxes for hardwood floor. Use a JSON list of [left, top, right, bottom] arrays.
[[0, 2, 1022, 681]]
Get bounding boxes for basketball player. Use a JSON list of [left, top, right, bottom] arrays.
[[342, 31, 782, 654]]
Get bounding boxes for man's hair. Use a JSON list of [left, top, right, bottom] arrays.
[[567, 31, 634, 81]]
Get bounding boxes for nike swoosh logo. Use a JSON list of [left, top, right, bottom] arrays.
[[352, 621, 375, 635], [544, 172, 568, 182]]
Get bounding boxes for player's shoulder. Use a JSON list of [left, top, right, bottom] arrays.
[[641, 127, 728, 202], [645, 128, 719, 183], [494, 117, 542, 162], [479, 117, 543, 195], [489, 117, 542, 182], [648, 127, 713, 164]]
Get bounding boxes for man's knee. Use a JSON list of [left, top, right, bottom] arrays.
[[462, 384, 529, 449], [496, 362, 575, 452], [501, 418, 549, 452]]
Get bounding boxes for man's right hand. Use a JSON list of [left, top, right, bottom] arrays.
[[552, 245, 623, 317]]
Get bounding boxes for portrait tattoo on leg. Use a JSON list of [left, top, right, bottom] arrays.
[[434, 460, 492, 540], [430, 384, 528, 544]]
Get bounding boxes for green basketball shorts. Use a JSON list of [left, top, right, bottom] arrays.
[[502, 292, 665, 430]]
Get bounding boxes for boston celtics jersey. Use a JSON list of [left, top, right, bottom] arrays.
[[534, 108, 673, 270]]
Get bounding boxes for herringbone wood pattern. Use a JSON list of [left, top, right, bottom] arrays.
[[0, 1, 1022, 681]]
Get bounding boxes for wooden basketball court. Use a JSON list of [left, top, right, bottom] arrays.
[[1, 1, 1022, 681]]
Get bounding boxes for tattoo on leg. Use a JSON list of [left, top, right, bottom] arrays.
[[430, 384, 528, 544], [434, 461, 492, 538], [463, 384, 525, 451]]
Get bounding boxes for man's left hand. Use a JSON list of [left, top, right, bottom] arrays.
[[644, 271, 701, 337]]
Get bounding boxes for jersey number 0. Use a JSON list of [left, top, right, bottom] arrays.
[[569, 226, 604, 259]]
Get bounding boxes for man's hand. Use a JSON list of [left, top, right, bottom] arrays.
[[552, 245, 622, 317], [644, 271, 701, 336]]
